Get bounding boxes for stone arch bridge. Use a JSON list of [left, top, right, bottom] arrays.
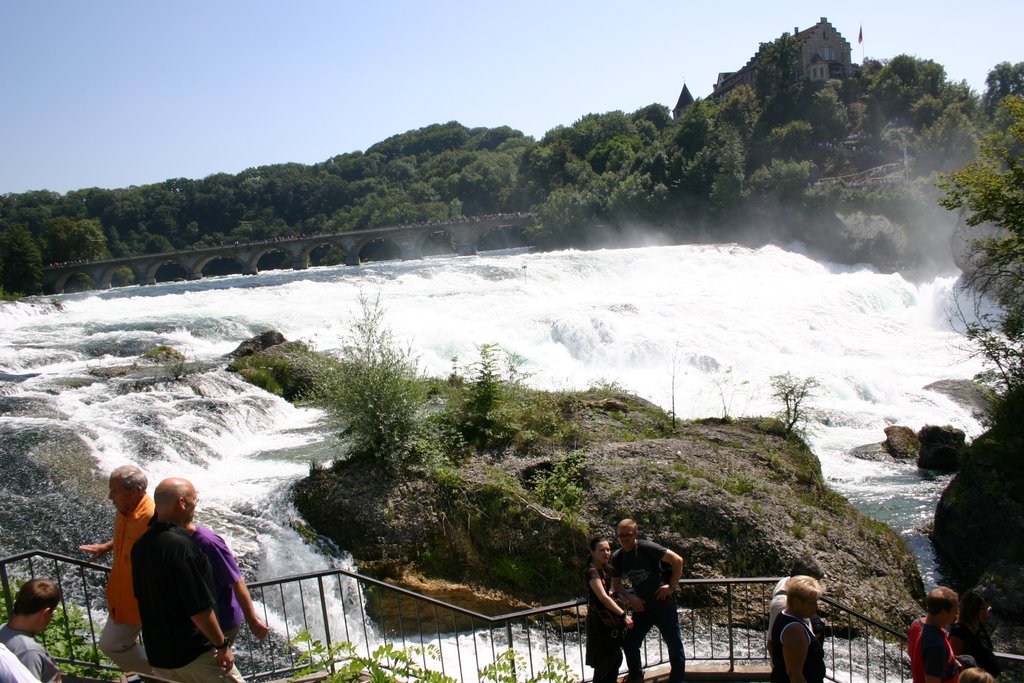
[[43, 213, 533, 294]]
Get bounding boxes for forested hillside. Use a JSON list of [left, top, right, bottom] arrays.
[[2, 44, 1023, 296]]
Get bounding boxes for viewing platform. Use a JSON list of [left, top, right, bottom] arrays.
[[2, 550, 1021, 682]]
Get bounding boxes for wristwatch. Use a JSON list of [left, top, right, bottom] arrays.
[[214, 637, 233, 650]]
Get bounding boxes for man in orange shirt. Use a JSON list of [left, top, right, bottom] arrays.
[[79, 465, 155, 676]]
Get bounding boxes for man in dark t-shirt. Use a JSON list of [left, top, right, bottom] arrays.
[[610, 519, 686, 683], [132, 478, 245, 682]]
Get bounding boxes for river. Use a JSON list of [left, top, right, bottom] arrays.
[[0, 243, 984, 591]]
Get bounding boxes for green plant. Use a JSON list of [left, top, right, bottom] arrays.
[[769, 372, 819, 438], [144, 345, 196, 380], [530, 450, 585, 514], [289, 631, 573, 683], [311, 294, 427, 472]]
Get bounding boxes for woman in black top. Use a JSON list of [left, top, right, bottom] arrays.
[[950, 587, 1001, 677], [585, 537, 633, 683], [770, 575, 826, 683]]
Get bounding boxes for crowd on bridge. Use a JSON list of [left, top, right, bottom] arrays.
[[44, 212, 534, 268]]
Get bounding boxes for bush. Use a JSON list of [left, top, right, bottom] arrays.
[[311, 295, 426, 472]]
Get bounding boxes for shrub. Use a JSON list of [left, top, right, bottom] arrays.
[[310, 294, 426, 472]]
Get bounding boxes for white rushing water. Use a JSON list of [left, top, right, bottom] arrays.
[[0, 243, 984, 589]]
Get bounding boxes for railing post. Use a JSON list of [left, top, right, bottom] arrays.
[[726, 582, 735, 672], [506, 621, 516, 678], [0, 562, 13, 617], [317, 575, 335, 674]]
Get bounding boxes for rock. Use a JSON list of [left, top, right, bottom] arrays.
[[916, 425, 965, 471], [294, 396, 924, 628], [924, 379, 994, 417], [229, 330, 287, 359], [849, 442, 890, 461], [229, 341, 324, 400], [884, 425, 920, 461], [933, 434, 1024, 654]]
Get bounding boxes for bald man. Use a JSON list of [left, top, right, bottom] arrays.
[[131, 478, 244, 683]]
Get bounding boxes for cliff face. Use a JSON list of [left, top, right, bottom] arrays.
[[293, 402, 924, 628]]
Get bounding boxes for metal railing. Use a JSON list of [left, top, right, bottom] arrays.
[[2, 550, 1020, 682]]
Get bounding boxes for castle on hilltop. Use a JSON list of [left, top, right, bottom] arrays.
[[673, 17, 855, 119]]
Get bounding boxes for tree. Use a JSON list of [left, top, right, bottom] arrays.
[[939, 95, 1024, 395], [983, 61, 1024, 115], [0, 224, 44, 294], [769, 372, 819, 438], [41, 217, 107, 263]]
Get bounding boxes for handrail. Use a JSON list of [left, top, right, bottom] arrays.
[[249, 566, 586, 624], [3, 550, 1021, 682]]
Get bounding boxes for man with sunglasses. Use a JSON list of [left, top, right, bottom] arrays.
[[610, 519, 686, 683]]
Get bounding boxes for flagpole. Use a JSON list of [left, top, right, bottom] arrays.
[[859, 24, 864, 63]]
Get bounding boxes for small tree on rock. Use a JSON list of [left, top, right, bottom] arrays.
[[770, 372, 819, 438]]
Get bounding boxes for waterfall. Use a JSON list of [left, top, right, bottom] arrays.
[[0, 243, 983, 588]]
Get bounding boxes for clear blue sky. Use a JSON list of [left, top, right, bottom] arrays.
[[2, 1, 1021, 195]]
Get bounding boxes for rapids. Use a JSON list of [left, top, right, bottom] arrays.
[[0, 243, 984, 589]]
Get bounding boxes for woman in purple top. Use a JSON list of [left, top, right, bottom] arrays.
[[187, 523, 270, 641]]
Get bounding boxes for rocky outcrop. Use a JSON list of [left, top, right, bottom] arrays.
[[293, 402, 924, 627], [933, 428, 1024, 653], [917, 425, 966, 471], [924, 379, 994, 417], [228, 330, 287, 358], [853, 424, 968, 470], [226, 333, 327, 401], [884, 425, 919, 460]]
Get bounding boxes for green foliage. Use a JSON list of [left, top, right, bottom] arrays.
[[940, 96, 1024, 396], [0, 224, 44, 294], [41, 216, 107, 263], [229, 341, 322, 400], [983, 61, 1024, 114], [769, 373, 819, 438], [444, 343, 580, 454], [290, 631, 573, 683], [311, 294, 426, 472], [529, 450, 585, 514]]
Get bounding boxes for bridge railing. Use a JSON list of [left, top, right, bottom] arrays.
[[2, 551, 1020, 682]]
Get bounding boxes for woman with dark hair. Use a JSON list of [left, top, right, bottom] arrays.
[[585, 537, 632, 683], [950, 587, 1001, 677]]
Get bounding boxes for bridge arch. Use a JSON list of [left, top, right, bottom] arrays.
[[59, 272, 96, 293], [149, 260, 190, 284], [193, 254, 245, 279], [358, 238, 403, 263], [301, 240, 350, 268], [418, 229, 458, 257]]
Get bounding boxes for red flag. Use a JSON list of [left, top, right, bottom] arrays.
[[858, 25, 863, 44]]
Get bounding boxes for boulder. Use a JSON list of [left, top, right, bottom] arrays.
[[933, 438, 1024, 654], [924, 379, 994, 417], [916, 425, 965, 471], [884, 425, 920, 460], [229, 330, 287, 359], [849, 442, 890, 461]]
